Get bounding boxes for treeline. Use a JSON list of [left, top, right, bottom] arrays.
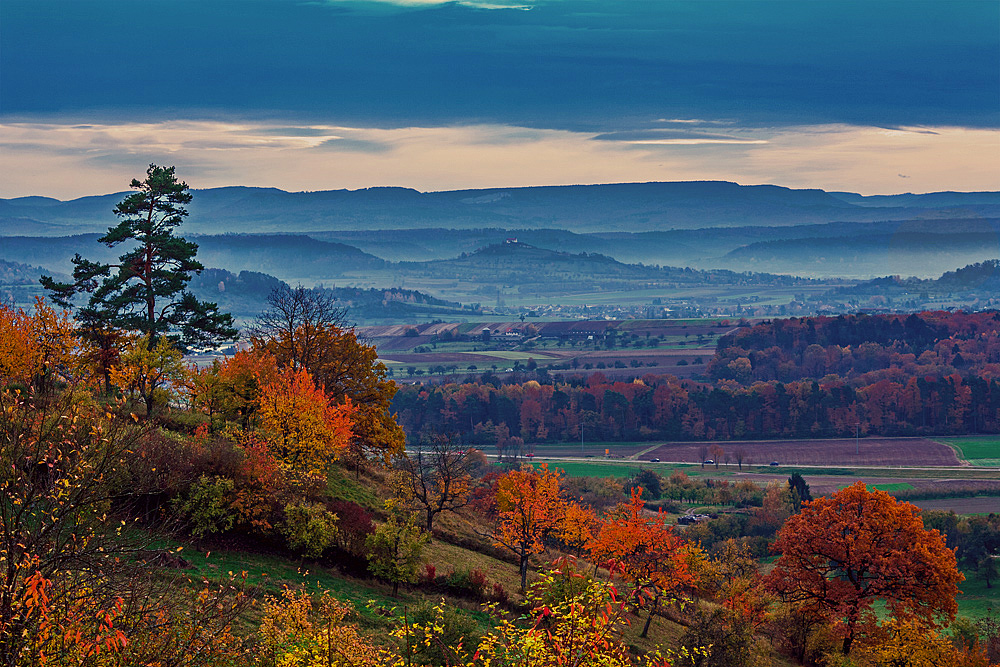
[[394, 310, 1000, 442], [711, 310, 1000, 382], [393, 372, 1000, 443]]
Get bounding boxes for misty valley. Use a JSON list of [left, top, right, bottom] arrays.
[[3, 181, 1000, 324]]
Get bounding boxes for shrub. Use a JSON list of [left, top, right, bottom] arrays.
[[280, 501, 339, 558], [327, 499, 375, 556], [490, 582, 510, 605], [469, 568, 488, 596], [398, 601, 482, 667], [176, 475, 236, 538]]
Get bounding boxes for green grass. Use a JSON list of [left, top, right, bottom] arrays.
[[834, 482, 915, 492], [326, 467, 380, 509], [530, 457, 711, 479], [938, 436, 1000, 467], [870, 482, 915, 492], [957, 568, 1000, 619], [135, 528, 400, 626], [536, 460, 644, 478]]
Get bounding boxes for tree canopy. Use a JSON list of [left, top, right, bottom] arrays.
[[767, 482, 963, 656], [41, 164, 236, 351], [249, 285, 404, 463]]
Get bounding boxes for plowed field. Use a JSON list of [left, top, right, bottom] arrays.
[[645, 437, 960, 467]]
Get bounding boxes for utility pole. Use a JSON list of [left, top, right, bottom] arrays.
[[856, 423, 860, 456]]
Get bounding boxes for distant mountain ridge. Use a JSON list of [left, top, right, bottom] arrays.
[[3, 181, 998, 237]]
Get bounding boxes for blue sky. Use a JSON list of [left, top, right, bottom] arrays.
[[1, 0, 998, 197]]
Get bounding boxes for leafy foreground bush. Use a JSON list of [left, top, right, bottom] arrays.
[[257, 560, 705, 667]]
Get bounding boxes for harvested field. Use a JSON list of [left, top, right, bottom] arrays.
[[645, 437, 961, 468], [725, 473, 1000, 496], [909, 496, 1000, 515], [380, 351, 555, 365]]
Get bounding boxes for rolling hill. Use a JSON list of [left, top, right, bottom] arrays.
[[3, 181, 998, 237]]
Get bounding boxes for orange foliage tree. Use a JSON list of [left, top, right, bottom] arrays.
[[588, 489, 696, 637], [0, 298, 83, 394], [491, 464, 566, 590], [766, 482, 963, 656], [256, 365, 355, 474], [187, 348, 278, 429], [555, 501, 600, 556], [248, 285, 404, 464]]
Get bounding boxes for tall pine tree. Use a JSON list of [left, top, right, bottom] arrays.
[[42, 164, 236, 349], [42, 164, 236, 390]]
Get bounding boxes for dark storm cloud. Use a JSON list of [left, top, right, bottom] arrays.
[[1, 0, 997, 132]]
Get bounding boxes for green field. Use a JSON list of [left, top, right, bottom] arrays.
[[534, 460, 645, 478], [939, 437, 1000, 467], [474, 350, 556, 360], [869, 483, 915, 492], [531, 457, 719, 479], [956, 568, 1000, 619]]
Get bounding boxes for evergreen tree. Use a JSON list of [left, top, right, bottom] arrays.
[[41, 165, 237, 359]]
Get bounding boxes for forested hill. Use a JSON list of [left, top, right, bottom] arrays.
[[3, 180, 998, 235], [399, 241, 814, 286], [186, 268, 468, 322], [830, 259, 1000, 303]]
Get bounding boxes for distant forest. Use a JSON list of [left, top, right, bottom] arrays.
[[394, 310, 1000, 444]]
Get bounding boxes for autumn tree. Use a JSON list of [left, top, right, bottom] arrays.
[[554, 501, 600, 556], [365, 512, 427, 597], [40, 165, 236, 368], [490, 464, 567, 590], [853, 618, 985, 667], [684, 540, 773, 666], [588, 489, 696, 637], [249, 285, 404, 463], [247, 285, 348, 373], [256, 365, 355, 474], [0, 299, 82, 395], [475, 559, 685, 667], [204, 348, 279, 428], [398, 433, 476, 532], [260, 588, 384, 666], [767, 482, 963, 656], [709, 444, 724, 469], [733, 447, 746, 471], [185, 358, 232, 431], [0, 387, 142, 662], [111, 332, 188, 416]]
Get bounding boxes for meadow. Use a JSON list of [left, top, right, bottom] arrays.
[[939, 436, 1000, 467]]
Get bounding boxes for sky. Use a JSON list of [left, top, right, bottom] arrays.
[[1, 0, 998, 199]]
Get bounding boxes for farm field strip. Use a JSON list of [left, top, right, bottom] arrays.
[[936, 436, 1000, 467], [644, 437, 961, 468], [471, 350, 558, 360], [908, 496, 1000, 515]]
